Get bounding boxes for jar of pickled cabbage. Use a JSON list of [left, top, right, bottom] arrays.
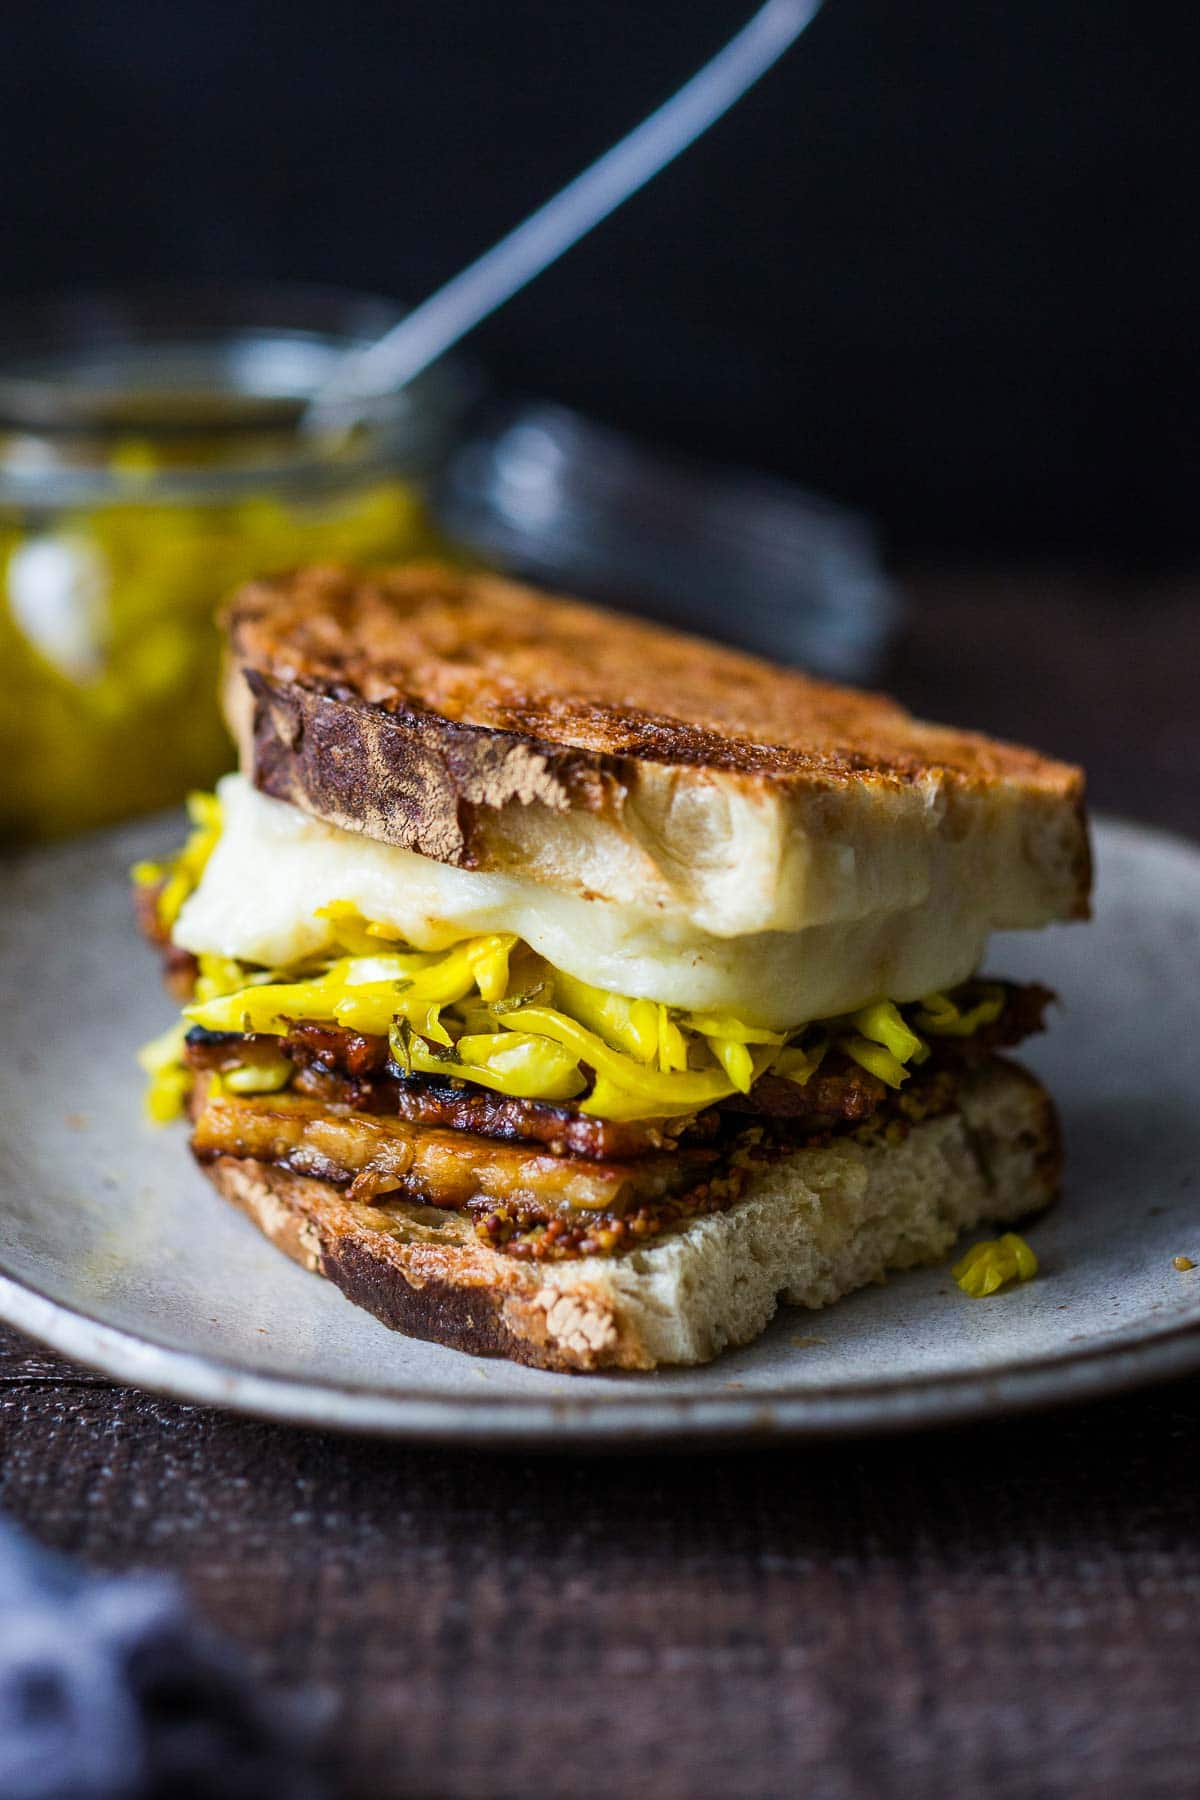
[[0, 287, 474, 838]]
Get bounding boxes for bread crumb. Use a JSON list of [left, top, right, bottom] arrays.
[[536, 1287, 618, 1354], [790, 1334, 827, 1348], [1173, 1255, 1195, 1271]]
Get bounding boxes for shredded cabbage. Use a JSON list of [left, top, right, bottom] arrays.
[[389, 1025, 586, 1102], [314, 901, 407, 957], [221, 1058, 293, 1095], [772, 1041, 828, 1087], [141, 842, 1012, 1120], [132, 790, 222, 931], [915, 985, 1005, 1037], [849, 1001, 928, 1065], [953, 1233, 1039, 1296], [136, 1020, 192, 1122], [838, 1034, 911, 1090], [552, 970, 660, 1062]]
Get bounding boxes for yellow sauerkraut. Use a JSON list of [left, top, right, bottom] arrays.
[[953, 1233, 1039, 1296], [139, 814, 1010, 1123], [146, 922, 1006, 1124], [132, 789, 223, 931]]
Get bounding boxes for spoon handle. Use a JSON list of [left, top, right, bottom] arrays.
[[313, 0, 823, 406]]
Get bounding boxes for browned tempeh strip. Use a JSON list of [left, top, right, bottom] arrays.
[[191, 1090, 716, 1216]]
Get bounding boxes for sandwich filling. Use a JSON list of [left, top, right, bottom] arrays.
[[164, 772, 1052, 1030], [137, 785, 1054, 1261]]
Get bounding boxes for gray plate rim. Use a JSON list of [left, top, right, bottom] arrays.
[[2, 1259, 1200, 1446]]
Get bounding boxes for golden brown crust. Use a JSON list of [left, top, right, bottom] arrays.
[[221, 564, 1090, 917], [226, 562, 1084, 787]]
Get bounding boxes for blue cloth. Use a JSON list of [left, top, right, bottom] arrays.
[[0, 1518, 327, 1799]]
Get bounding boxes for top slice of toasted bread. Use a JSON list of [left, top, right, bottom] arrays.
[[221, 564, 1089, 937]]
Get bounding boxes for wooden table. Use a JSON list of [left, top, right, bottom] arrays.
[[2, 568, 1197, 1799]]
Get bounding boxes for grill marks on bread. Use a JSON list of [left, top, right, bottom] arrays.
[[226, 563, 1086, 788]]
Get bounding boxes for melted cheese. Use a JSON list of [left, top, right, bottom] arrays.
[[174, 775, 1003, 1029]]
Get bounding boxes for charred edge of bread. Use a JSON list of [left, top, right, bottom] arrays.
[[199, 1059, 1062, 1374], [207, 1156, 600, 1371], [238, 666, 620, 867]]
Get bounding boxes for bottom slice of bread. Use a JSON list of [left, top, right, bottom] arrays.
[[202, 1059, 1060, 1372]]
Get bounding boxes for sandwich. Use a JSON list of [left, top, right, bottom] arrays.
[[135, 564, 1089, 1371]]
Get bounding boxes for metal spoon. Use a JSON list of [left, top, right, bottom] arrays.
[[307, 0, 823, 421]]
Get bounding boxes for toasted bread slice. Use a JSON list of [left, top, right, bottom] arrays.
[[221, 565, 1089, 939], [201, 1059, 1059, 1373]]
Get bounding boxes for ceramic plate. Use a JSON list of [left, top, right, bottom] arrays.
[[0, 814, 1197, 1446]]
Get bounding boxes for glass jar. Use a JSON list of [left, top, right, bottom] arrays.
[[0, 285, 475, 839]]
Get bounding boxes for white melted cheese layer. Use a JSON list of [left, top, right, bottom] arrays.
[[175, 775, 997, 1029]]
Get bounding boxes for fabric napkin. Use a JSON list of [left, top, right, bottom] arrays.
[[0, 1517, 327, 1799]]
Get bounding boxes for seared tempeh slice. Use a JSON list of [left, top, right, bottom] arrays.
[[184, 1027, 706, 1159], [191, 1090, 718, 1216]]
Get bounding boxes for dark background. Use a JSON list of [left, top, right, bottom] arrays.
[[2, 16, 1199, 1797], [6, 0, 1199, 555]]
